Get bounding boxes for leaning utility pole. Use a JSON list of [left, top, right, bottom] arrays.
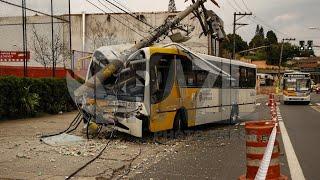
[[232, 12, 252, 59], [75, 0, 220, 96]]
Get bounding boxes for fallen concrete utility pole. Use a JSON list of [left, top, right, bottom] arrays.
[[75, 0, 219, 96]]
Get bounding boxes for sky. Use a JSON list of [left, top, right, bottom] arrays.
[[1, 0, 320, 55]]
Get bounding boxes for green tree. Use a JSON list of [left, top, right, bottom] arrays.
[[249, 34, 265, 48], [249, 25, 266, 48], [255, 25, 260, 35], [221, 34, 248, 57], [259, 26, 265, 37], [266, 43, 299, 65], [266, 30, 278, 44]]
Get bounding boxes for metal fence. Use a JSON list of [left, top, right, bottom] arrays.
[[0, 0, 71, 77]]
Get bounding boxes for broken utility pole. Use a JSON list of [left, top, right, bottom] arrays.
[[75, 0, 220, 96]]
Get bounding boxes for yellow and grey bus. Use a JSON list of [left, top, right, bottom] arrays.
[[282, 71, 311, 105], [83, 43, 257, 137]]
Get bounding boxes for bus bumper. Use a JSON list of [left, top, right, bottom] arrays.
[[114, 116, 143, 138], [283, 95, 310, 102]]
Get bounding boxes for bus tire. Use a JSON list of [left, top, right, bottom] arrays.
[[283, 101, 288, 105], [229, 104, 239, 125], [173, 109, 187, 131], [304, 101, 310, 105]]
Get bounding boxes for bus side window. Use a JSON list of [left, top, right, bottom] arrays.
[[180, 57, 197, 87], [231, 64, 240, 88], [247, 68, 256, 88], [239, 66, 247, 88], [222, 63, 231, 88]]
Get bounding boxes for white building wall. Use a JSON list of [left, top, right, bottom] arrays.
[[0, 11, 224, 68]]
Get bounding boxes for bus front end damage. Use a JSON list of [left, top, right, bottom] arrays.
[[75, 46, 149, 138], [80, 98, 148, 137]]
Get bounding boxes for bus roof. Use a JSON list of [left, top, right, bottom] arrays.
[[199, 54, 256, 68], [147, 46, 256, 69]]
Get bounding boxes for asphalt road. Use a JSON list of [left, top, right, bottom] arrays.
[[279, 93, 320, 180], [133, 96, 291, 180]]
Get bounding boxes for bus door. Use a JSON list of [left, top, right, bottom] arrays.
[[149, 54, 180, 132]]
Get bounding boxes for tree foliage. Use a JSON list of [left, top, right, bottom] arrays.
[[249, 25, 265, 48], [266, 30, 278, 45], [220, 25, 315, 64], [221, 34, 248, 58]]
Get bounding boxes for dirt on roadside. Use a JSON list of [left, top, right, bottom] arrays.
[[0, 112, 241, 180]]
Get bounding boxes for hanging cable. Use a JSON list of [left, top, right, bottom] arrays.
[[112, 0, 134, 13], [96, 0, 151, 35], [0, 0, 68, 23], [85, 0, 146, 38], [65, 140, 111, 180], [226, 0, 289, 38], [103, 0, 155, 30], [39, 112, 82, 140]]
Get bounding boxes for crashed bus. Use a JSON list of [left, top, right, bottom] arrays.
[[78, 44, 256, 137]]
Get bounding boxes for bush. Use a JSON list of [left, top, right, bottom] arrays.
[[0, 76, 76, 119]]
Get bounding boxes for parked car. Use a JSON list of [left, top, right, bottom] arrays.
[[311, 80, 316, 92], [316, 85, 320, 94]]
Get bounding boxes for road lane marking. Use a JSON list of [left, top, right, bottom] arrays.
[[277, 106, 305, 180], [310, 106, 320, 113]]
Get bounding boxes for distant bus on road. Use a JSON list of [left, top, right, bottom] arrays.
[[282, 71, 311, 105]]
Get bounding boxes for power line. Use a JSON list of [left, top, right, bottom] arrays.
[[232, 0, 245, 12], [96, 0, 147, 33], [242, 0, 289, 37], [112, 0, 134, 13], [226, 0, 289, 38], [0, 0, 68, 23], [226, 0, 238, 11], [103, 0, 155, 30], [241, 0, 251, 12], [85, 0, 146, 38]]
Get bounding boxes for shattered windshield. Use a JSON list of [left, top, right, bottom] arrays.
[[94, 51, 147, 102], [111, 61, 146, 102]]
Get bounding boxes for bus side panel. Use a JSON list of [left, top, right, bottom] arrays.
[[193, 88, 221, 126], [221, 88, 232, 120], [149, 82, 180, 132], [179, 87, 198, 127], [238, 89, 256, 114]]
